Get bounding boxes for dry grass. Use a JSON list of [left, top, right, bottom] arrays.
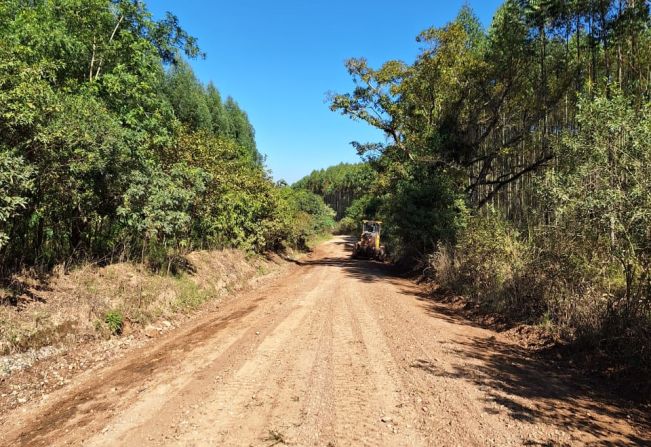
[[0, 249, 277, 355]]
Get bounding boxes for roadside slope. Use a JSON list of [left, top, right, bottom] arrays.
[[1, 236, 648, 446]]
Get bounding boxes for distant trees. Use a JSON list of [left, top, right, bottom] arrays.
[[293, 163, 375, 219], [164, 61, 213, 133], [331, 0, 651, 248]]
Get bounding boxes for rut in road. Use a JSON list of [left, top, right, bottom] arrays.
[[1, 236, 648, 446]]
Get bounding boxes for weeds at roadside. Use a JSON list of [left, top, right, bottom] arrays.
[[104, 309, 124, 335], [174, 276, 211, 311], [0, 249, 280, 359]]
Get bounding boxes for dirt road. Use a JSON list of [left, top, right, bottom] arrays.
[[1, 236, 648, 446]]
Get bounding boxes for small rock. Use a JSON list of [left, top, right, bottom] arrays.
[[255, 331, 260, 336], [381, 416, 392, 423], [144, 326, 159, 338], [17, 397, 27, 404], [162, 321, 172, 328], [422, 406, 428, 413]]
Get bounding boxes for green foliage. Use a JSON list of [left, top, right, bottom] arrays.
[[205, 82, 230, 135], [268, 188, 335, 250], [331, 1, 651, 368], [0, 0, 327, 273], [0, 150, 34, 248], [224, 97, 259, 162], [450, 212, 527, 308], [548, 94, 651, 300], [378, 167, 469, 259], [104, 309, 124, 335], [334, 217, 357, 235], [118, 163, 210, 264], [164, 61, 213, 132]]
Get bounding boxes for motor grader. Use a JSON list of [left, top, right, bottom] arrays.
[[351, 220, 386, 261]]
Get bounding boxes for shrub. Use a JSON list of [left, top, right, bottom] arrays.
[[453, 211, 526, 306], [174, 276, 210, 310], [334, 217, 358, 235], [433, 211, 549, 322], [104, 309, 124, 335]]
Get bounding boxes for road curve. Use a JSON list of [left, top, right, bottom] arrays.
[[1, 236, 647, 446]]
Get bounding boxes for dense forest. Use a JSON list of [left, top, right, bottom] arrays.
[[331, 0, 651, 369], [0, 0, 334, 274]]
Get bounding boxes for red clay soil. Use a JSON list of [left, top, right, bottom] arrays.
[[1, 236, 648, 446]]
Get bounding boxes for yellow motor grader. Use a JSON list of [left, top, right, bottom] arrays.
[[351, 220, 386, 261]]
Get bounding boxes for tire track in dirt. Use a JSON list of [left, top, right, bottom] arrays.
[[356, 264, 647, 446], [1, 264, 319, 447], [339, 282, 425, 446], [91, 265, 328, 446], [169, 266, 333, 446], [326, 269, 425, 446], [356, 272, 529, 446]]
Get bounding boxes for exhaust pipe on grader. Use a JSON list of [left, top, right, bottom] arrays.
[[351, 220, 386, 261]]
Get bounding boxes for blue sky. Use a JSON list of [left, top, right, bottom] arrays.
[[147, 0, 502, 183]]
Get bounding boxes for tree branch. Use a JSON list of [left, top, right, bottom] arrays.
[[475, 153, 554, 208], [94, 14, 124, 81]]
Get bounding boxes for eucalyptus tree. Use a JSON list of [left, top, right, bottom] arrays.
[[164, 60, 213, 132]]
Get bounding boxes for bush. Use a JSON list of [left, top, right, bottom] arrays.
[[104, 309, 124, 335], [0, 150, 34, 251], [458, 213, 523, 291], [435, 210, 651, 370], [334, 217, 358, 235], [268, 188, 336, 250], [433, 211, 553, 323], [380, 167, 468, 261]]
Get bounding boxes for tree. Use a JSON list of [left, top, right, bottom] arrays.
[[224, 97, 259, 162], [545, 93, 651, 310], [0, 150, 34, 250], [206, 82, 231, 135], [329, 0, 651, 368], [164, 60, 212, 132], [0, 0, 319, 272]]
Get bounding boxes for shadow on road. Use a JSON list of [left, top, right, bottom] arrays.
[[411, 297, 651, 445], [444, 335, 651, 445], [299, 237, 651, 445]]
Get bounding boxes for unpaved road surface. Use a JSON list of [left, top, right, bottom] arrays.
[[1, 237, 648, 446]]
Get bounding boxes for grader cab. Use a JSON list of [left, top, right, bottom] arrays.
[[352, 220, 386, 261]]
